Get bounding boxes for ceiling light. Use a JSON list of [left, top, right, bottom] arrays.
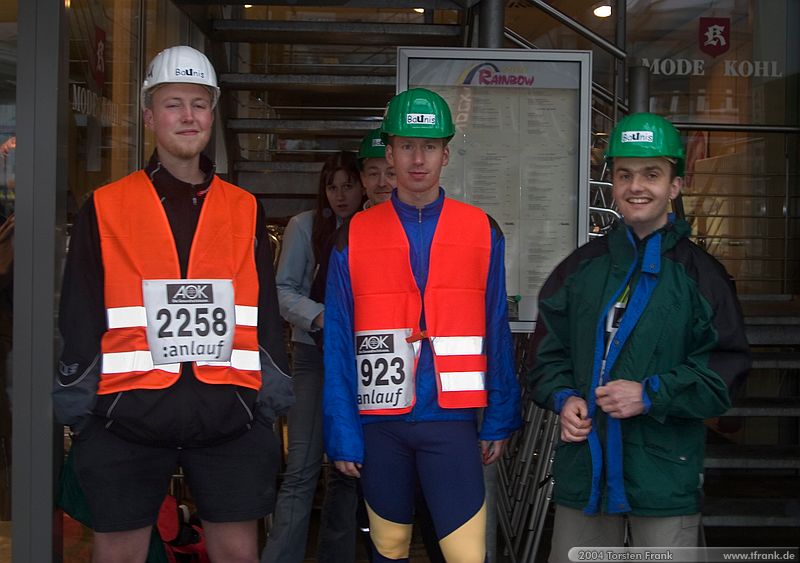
[[244, 4, 253, 8], [413, 8, 425, 13], [593, 4, 612, 17]]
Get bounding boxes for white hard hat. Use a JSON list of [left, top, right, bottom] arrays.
[[141, 46, 220, 109]]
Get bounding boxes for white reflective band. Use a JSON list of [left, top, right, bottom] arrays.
[[196, 349, 261, 370], [430, 336, 484, 356], [102, 351, 180, 374], [107, 306, 148, 329], [235, 305, 258, 327], [440, 371, 486, 392]]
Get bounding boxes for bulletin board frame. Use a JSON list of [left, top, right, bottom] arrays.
[[396, 47, 592, 332]]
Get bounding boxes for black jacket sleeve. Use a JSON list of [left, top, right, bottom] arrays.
[[254, 203, 294, 421], [53, 196, 104, 428]]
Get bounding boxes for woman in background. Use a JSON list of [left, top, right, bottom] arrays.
[[262, 151, 364, 563]]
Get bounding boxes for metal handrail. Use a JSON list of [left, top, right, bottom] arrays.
[[523, 0, 627, 60], [674, 122, 800, 134]]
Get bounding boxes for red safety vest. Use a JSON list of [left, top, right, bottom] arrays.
[[94, 170, 261, 394], [349, 198, 490, 411]]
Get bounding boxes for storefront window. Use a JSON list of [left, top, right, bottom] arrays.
[[683, 131, 800, 294], [0, 1, 14, 561], [627, 0, 800, 293], [142, 0, 207, 162], [67, 0, 142, 212], [0, 0, 17, 563], [60, 1, 206, 559], [62, 2, 145, 556], [628, 0, 798, 127], [505, 2, 800, 293]]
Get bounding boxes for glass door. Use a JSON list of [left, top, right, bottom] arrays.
[[0, 1, 16, 560]]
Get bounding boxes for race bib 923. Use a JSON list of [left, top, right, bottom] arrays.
[[355, 328, 418, 412]]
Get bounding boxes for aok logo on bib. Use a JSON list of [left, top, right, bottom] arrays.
[[167, 283, 213, 304], [356, 333, 394, 355]]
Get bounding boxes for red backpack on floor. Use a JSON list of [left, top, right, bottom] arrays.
[[157, 495, 210, 563]]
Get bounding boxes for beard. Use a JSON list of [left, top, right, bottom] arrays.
[[158, 131, 210, 161]]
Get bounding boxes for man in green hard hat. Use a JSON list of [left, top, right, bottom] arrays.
[[322, 88, 522, 562], [528, 113, 750, 559], [357, 127, 395, 208]]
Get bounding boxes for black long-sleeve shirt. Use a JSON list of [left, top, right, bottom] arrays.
[[55, 152, 291, 447]]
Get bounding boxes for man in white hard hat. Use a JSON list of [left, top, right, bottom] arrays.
[[54, 46, 293, 563]]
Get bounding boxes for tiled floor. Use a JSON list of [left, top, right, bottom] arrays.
[[0, 521, 9, 563], [299, 510, 436, 562], [1, 514, 500, 562], [44, 510, 436, 562]]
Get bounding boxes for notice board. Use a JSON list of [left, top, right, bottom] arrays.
[[396, 48, 592, 330]]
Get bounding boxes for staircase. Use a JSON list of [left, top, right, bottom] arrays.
[[703, 295, 800, 545], [174, 1, 473, 221], [173, 0, 800, 554]]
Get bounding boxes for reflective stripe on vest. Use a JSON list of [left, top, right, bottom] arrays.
[[102, 351, 181, 374], [430, 336, 483, 356], [349, 198, 490, 411], [95, 171, 262, 394], [431, 336, 486, 392], [106, 304, 258, 330]]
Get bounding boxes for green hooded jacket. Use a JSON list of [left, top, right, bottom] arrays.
[[528, 218, 750, 516]]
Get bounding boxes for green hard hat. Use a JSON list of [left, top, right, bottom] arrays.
[[358, 128, 387, 161], [380, 88, 455, 142], [606, 113, 685, 176]]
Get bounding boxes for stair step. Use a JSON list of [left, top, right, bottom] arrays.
[[705, 526, 800, 547], [742, 297, 800, 348], [228, 118, 379, 135], [219, 73, 395, 92], [740, 296, 800, 319], [745, 324, 800, 346], [751, 351, 800, 369], [176, 0, 470, 8], [703, 498, 800, 527], [212, 19, 461, 46], [724, 397, 800, 416], [704, 445, 800, 469], [704, 473, 800, 497], [235, 161, 324, 173]]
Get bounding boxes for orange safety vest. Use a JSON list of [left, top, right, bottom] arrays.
[[94, 170, 261, 394], [349, 198, 490, 411]]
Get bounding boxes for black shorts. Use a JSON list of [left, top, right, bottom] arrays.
[[71, 416, 280, 533]]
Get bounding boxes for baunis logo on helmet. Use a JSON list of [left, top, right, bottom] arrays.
[[462, 62, 534, 87], [621, 131, 654, 143], [175, 67, 206, 79], [357, 334, 394, 355], [406, 113, 436, 125], [167, 283, 214, 304]]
